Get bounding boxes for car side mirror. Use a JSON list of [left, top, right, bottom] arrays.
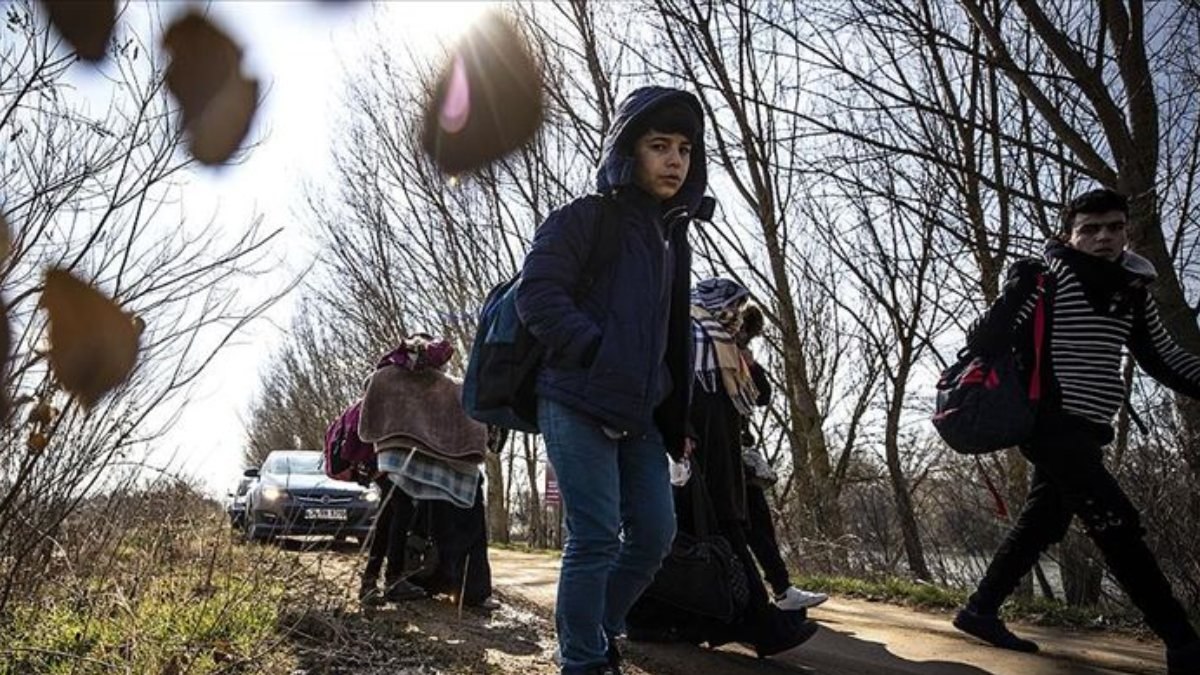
[[243, 468, 259, 478]]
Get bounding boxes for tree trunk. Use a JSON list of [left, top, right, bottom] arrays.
[[523, 435, 543, 548], [485, 451, 509, 544], [762, 228, 843, 541], [885, 435, 931, 580], [1127, 192, 1200, 488], [884, 365, 931, 580], [1061, 530, 1103, 606]]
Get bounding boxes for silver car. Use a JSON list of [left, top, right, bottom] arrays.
[[243, 450, 379, 543]]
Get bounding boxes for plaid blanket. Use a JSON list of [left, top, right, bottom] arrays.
[[378, 448, 480, 509], [375, 437, 483, 465]]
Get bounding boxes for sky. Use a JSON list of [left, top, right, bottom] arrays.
[[112, 1, 494, 496]]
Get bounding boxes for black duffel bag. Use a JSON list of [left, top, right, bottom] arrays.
[[641, 463, 748, 623]]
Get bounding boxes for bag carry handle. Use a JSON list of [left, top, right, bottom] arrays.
[[686, 453, 721, 539]]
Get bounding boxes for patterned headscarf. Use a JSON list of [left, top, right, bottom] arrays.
[[377, 334, 455, 372], [691, 279, 758, 415]]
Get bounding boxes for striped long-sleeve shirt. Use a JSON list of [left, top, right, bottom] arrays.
[[1003, 252, 1200, 425]]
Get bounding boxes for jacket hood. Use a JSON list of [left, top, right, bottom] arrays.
[[1119, 249, 1157, 283], [595, 86, 710, 217]]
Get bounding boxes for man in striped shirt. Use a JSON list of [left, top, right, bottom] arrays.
[[953, 189, 1200, 674]]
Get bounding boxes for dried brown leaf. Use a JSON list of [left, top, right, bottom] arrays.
[[27, 431, 47, 454], [162, 13, 259, 165], [421, 11, 544, 174], [41, 269, 140, 408], [28, 402, 54, 426], [40, 0, 116, 62]]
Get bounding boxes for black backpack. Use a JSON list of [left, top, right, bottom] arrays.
[[462, 196, 623, 433], [932, 269, 1052, 454]]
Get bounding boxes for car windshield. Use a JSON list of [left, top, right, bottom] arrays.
[[267, 453, 324, 475]]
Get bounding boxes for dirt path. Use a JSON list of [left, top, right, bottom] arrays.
[[488, 547, 1166, 675]]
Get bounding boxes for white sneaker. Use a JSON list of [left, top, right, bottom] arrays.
[[775, 586, 829, 611]]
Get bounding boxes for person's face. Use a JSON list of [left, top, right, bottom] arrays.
[[1068, 210, 1128, 262], [632, 131, 692, 201]]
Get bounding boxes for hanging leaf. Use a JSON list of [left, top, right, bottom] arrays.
[[163, 13, 259, 165], [421, 11, 544, 174], [39, 0, 116, 62], [40, 269, 140, 408], [27, 431, 48, 455]]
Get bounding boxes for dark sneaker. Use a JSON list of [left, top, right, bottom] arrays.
[[583, 668, 620, 675], [1167, 640, 1200, 675], [953, 608, 1039, 653], [382, 579, 427, 603]]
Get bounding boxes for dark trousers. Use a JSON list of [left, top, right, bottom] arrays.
[[364, 478, 415, 584], [745, 484, 791, 596], [970, 421, 1198, 649]]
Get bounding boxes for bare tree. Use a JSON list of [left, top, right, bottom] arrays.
[[0, 3, 281, 615], [641, 0, 854, 541]]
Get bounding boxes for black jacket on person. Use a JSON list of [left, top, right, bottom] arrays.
[[515, 87, 715, 455]]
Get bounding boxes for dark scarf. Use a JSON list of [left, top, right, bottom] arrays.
[[1043, 240, 1154, 316]]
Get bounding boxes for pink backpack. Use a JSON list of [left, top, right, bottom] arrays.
[[324, 400, 376, 482]]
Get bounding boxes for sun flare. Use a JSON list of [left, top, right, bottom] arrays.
[[399, 1, 495, 45]]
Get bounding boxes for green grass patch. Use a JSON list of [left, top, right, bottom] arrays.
[[0, 530, 287, 675], [793, 573, 1145, 631], [794, 573, 966, 610], [490, 541, 562, 559]]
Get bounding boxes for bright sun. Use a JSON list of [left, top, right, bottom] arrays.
[[398, 1, 496, 45]]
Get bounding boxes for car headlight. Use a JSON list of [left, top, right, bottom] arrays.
[[363, 490, 380, 502], [262, 487, 287, 501]]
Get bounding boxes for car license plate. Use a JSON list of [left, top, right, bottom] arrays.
[[304, 508, 347, 521]]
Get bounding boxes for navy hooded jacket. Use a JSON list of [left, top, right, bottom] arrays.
[[515, 87, 713, 455]]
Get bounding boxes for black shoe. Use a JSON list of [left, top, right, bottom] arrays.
[[1167, 640, 1200, 675], [953, 608, 1039, 653], [605, 636, 621, 671], [583, 666, 620, 675], [382, 579, 427, 603], [754, 619, 819, 658]]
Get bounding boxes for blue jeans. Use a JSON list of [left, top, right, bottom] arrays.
[[539, 398, 676, 674]]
